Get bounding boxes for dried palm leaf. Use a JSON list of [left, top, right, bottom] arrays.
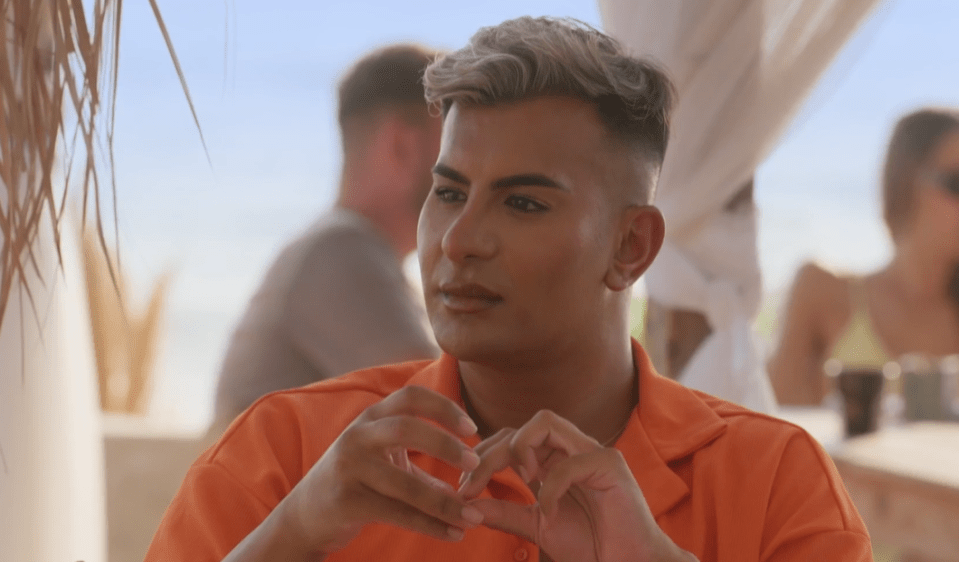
[[82, 223, 171, 414], [0, 0, 205, 334]]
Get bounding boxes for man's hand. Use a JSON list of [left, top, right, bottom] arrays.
[[458, 410, 697, 562], [258, 386, 485, 558]]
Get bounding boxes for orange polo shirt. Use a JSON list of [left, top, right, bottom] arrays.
[[146, 341, 871, 561]]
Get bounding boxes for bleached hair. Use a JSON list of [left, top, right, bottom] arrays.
[[424, 16, 675, 171]]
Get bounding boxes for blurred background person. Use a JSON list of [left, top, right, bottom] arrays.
[[768, 107, 959, 405], [209, 44, 442, 435]]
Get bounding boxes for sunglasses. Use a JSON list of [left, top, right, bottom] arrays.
[[925, 169, 959, 198]]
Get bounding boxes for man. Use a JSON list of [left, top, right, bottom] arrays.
[[150, 17, 871, 561], [210, 45, 442, 434]]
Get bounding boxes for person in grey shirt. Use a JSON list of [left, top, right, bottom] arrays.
[[210, 44, 442, 435]]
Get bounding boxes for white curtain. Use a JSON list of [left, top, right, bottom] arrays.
[[598, 0, 884, 411]]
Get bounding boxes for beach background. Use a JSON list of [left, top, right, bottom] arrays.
[[105, 0, 959, 431]]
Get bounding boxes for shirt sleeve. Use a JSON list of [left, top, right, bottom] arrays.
[[144, 460, 275, 562], [759, 431, 872, 561], [144, 394, 316, 561], [285, 227, 439, 378]]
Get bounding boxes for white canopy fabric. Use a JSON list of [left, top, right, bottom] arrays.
[[598, 0, 883, 412]]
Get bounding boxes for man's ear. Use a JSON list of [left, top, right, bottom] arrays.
[[364, 115, 405, 176], [385, 116, 415, 167], [390, 117, 436, 180], [604, 205, 665, 291]]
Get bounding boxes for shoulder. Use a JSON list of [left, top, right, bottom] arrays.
[[226, 359, 433, 427], [691, 390, 834, 478], [282, 214, 399, 309], [206, 360, 435, 465], [295, 212, 385, 263], [242, 213, 374, 296], [790, 262, 848, 302], [786, 262, 856, 326], [695, 390, 810, 445], [694, 393, 862, 524], [169, 360, 438, 532], [293, 214, 397, 284]]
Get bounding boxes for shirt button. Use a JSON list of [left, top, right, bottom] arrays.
[[514, 548, 529, 561]]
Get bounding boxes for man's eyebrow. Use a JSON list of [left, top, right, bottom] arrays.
[[492, 174, 567, 191], [432, 164, 568, 191], [432, 163, 470, 184]]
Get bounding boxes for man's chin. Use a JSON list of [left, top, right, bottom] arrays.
[[436, 335, 550, 371], [434, 333, 508, 363]]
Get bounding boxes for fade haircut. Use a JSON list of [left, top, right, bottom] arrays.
[[337, 44, 438, 135], [882, 107, 959, 239], [423, 16, 675, 197]]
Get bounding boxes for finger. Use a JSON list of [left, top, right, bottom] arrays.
[[363, 457, 485, 530], [537, 448, 629, 517], [368, 415, 480, 473], [458, 432, 518, 499], [469, 498, 538, 544], [472, 427, 515, 457], [510, 410, 601, 479], [411, 463, 456, 494], [366, 385, 478, 437], [534, 446, 567, 477], [458, 428, 515, 491], [389, 448, 412, 473], [356, 486, 472, 542]]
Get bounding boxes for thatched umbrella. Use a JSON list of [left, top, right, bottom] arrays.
[[0, 0, 203, 334]]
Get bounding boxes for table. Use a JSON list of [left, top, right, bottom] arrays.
[[832, 423, 959, 561], [778, 408, 959, 561], [103, 414, 208, 562]]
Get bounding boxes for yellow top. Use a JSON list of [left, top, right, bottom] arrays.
[[829, 278, 892, 370]]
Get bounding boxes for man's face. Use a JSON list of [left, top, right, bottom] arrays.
[[417, 96, 631, 365]]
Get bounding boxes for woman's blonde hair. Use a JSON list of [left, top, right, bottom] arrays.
[[424, 17, 674, 179], [883, 107, 959, 238]]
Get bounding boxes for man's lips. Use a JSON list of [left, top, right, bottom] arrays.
[[438, 283, 503, 312]]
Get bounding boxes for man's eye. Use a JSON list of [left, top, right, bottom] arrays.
[[505, 195, 548, 213], [434, 187, 465, 203]]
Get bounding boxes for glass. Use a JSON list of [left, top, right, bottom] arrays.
[[836, 368, 884, 437], [939, 355, 959, 421], [899, 354, 959, 422]]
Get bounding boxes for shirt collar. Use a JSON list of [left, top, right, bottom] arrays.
[[618, 339, 727, 516], [405, 339, 728, 517]]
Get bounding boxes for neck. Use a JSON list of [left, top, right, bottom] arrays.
[[337, 173, 416, 257], [458, 332, 637, 444]]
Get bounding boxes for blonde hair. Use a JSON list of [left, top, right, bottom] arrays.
[[424, 17, 674, 172]]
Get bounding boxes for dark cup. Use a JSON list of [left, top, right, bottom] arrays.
[[837, 368, 884, 437]]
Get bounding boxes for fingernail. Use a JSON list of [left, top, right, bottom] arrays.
[[462, 449, 480, 471], [461, 505, 484, 525], [459, 415, 478, 436], [448, 526, 465, 540]]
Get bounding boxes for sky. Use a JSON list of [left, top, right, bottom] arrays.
[[104, 0, 959, 428]]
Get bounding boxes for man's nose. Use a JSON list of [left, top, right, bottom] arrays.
[[441, 201, 497, 263]]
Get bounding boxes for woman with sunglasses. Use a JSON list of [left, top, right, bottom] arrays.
[[769, 107, 959, 406]]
